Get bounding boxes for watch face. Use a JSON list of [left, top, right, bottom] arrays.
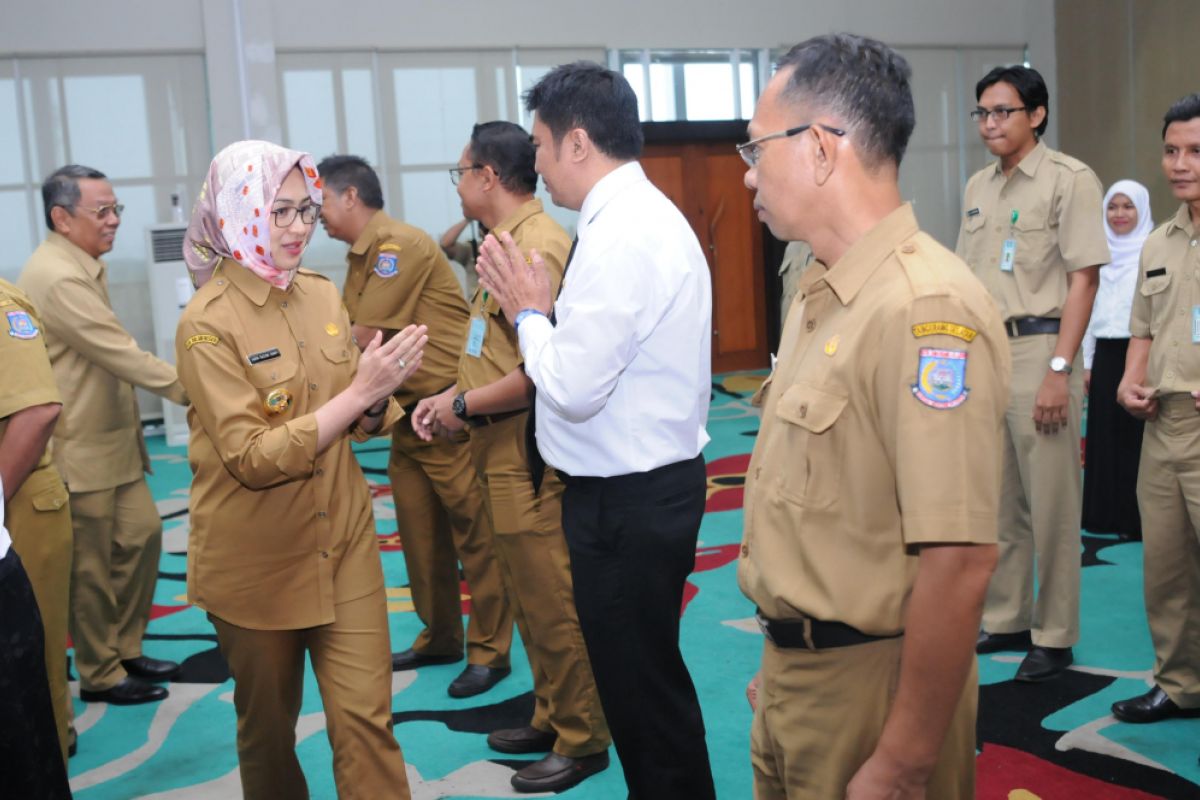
[[452, 393, 468, 419], [1050, 357, 1070, 373]]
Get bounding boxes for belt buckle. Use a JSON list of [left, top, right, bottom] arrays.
[[755, 612, 776, 644], [1005, 319, 1019, 337]]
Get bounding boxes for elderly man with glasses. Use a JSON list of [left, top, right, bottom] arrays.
[[736, 35, 1010, 798], [18, 164, 188, 707]]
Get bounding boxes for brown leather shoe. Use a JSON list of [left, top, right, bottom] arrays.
[[487, 725, 557, 754], [510, 751, 609, 793]]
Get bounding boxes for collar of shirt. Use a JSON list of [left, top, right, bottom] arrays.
[[990, 139, 1048, 180], [819, 203, 920, 306], [220, 257, 306, 306], [577, 161, 646, 241], [47, 231, 105, 280], [1166, 202, 1197, 238], [493, 197, 545, 236], [350, 209, 391, 256]]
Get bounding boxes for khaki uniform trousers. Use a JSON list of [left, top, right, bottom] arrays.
[[387, 423, 511, 666], [6, 465, 73, 763], [68, 475, 162, 691], [984, 333, 1082, 648], [1136, 393, 1200, 708], [209, 586, 411, 800], [751, 636, 977, 799], [468, 413, 609, 758]]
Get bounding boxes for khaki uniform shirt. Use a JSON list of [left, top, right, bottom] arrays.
[[779, 240, 815, 324], [0, 279, 61, 479], [1129, 204, 1200, 396], [176, 261, 404, 630], [457, 200, 570, 392], [18, 233, 186, 492], [956, 141, 1110, 320], [738, 205, 1011, 635], [342, 210, 468, 406]]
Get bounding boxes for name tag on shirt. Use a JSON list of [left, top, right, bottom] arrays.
[[999, 239, 1017, 272], [248, 348, 281, 364], [1192, 306, 1200, 344], [465, 317, 486, 357]]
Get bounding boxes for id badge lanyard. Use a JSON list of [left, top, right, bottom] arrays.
[[1000, 209, 1018, 272]]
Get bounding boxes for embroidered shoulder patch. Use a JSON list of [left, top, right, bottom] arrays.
[[185, 333, 220, 349], [374, 253, 399, 278], [6, 309, 39, 339], [912, 348, 969, 409], [912, 321, 978, 342]]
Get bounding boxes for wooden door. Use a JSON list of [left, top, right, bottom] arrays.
[[642, 140, 768, 372]]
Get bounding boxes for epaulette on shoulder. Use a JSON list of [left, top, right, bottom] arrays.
[[1046, 149, 1091, 174], [297, 267, 332, 283], [893, 232, 956, 298]]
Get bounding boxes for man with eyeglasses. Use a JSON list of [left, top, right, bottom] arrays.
[[736, 34, 1008, 798], [316, 155, 514, 699], [18, 164, 188, 707], [411, 120, 611, 793], [957, 65, 1108, 684]]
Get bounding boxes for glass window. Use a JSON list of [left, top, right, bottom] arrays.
[[0, 190, 34, 280], [342, 68, 378, 162], [0, 79, 24, 185], [683, 63, 735, 120], [282, 69, 339, 160], [393, 67, 476, 165], [64, 74, 153, 179], [399, 170, 460, 239]]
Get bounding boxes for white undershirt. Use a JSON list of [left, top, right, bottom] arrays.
[[518, 162, 712, 477]]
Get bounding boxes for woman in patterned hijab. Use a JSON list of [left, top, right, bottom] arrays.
[[176, 140, 425, 799]]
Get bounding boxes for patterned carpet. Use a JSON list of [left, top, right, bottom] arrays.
[[65, 372, 1200, 799]]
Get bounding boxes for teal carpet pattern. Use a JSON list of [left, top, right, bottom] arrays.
[[65, 372, 1200, 799]]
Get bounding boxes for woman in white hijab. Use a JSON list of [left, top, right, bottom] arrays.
[[1082, 179, 1153, 539]]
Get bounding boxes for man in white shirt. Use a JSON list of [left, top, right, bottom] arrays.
[[476, 61, 716, 799]]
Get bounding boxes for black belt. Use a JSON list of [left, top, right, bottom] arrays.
[[756, 610, 900, 650], [469, 408, 524, 428], [1005, 317, 1060, 338]]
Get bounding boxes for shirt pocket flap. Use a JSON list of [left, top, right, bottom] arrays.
[[322, 343, 352, 364], [31, 481, 69, 512], [1140, 271, 1172, 297], [962, 212, 987, 233], [775, 383, 848, 434], [246, 356, 299, 388], [1014, 213, 1047, 232]]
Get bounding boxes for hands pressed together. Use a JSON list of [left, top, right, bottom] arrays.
[[353, 325, 427, 413]]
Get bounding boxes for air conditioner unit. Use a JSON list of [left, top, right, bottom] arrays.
[[145, 224, 193, 447]]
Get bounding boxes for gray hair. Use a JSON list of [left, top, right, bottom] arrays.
[[42, 164, 107, 230], [776, 34, 915, 170]]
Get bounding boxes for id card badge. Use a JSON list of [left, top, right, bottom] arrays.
[[1192, 306, 1200, 344], [999, 238, 1017, 272], [465, 317, 486, 357]]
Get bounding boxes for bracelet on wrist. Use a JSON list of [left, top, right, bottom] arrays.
[[514, 308, 546, 330]]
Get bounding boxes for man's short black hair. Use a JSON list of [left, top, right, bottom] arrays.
[[469, 121, 538, 195], [315, 155, 384, 209], [42, 164, 106, 230], [1163, 92, 1200, 138], [975, 65, 1049, 138], [775, 34, 915, 170], [523, 61, 643, 160]]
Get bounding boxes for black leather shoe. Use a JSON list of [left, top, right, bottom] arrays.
[[447, 664, 510, 698], [511, 751, 610, 793], [121, 655, 180, 682], [80, 676, 168, 705], [1015, 646, 1073, 682], [488, 725, 558, 754], [975, 629, 1032, 654], [1112, 686, 1200, 723], [391, 648, 464, 671]]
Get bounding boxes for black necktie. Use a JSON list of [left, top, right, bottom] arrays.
[[526, 236, 577, 492]]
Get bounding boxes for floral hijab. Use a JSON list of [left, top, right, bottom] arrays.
[[185, 140, 322, 289]]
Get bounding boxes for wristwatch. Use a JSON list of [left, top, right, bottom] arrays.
[[451, 391, 470, 422], [1048, 356, 1073, 375]]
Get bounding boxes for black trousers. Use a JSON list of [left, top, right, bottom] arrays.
[[1082, 337, 1143, 537], [0, 549, 72, 799], [559, 455, 716, 800]]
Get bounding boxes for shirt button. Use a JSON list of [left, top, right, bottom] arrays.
[[317, 510, 327, 519], [315, 467, 324, 476], [281, 300, 289, 308], [741, 544, 749, 557], [310, 383, 318, 390], [798, 402, 809, 418], [900, 244, 916, 254], [216, 279, 225, 285], [298, 340, 305, 348], [320, 550, 329, 559], [805, 319, 816, 332]]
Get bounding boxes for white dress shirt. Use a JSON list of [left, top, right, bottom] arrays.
[[518, 161, 712, 477]]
